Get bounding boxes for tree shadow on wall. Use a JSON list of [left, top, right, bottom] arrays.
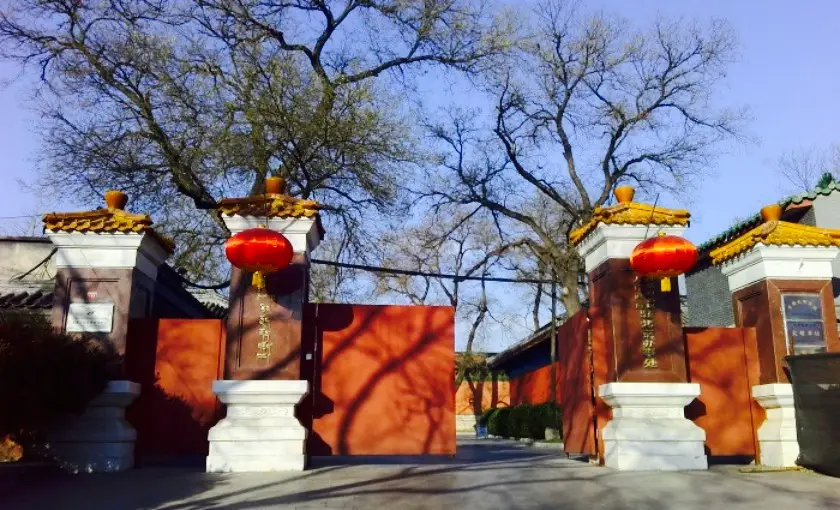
[[304, 304, 456, 461], [123, 318, 225, 468]]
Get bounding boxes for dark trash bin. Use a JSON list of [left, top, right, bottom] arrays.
[[786, 352, 840, 477]]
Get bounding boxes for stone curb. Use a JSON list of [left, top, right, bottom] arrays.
[[482, 435, 565, 449]]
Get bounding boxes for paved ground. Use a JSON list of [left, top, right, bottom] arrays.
[[4, 438, 840, 509]]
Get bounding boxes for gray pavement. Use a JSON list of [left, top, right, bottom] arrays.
[[4, 438, 840, 509]]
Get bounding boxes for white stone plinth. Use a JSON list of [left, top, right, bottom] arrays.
[[206, 380, 309, 472], [47, 380, 141, 473], [753, 383, 799, 468], [599, 382, 707, 471]]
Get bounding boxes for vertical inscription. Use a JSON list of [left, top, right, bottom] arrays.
[[635, 277, 657, 368], [255, 290, 273, 364]]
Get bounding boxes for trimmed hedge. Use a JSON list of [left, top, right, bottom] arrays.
[[484, 403, 563, 440], [478, 408, 496, 427]]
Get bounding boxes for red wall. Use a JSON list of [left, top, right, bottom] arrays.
[[455, 380, 510, 415], [684, 327, 763, 458], [509, 364, 561, 406], [125, 319, 226, 464], [557, 312, 599, 457], [304, 304, 456, 456]]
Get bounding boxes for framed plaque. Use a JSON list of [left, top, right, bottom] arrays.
[[782, 294, 826, 355], [66, 302, 115, 333]]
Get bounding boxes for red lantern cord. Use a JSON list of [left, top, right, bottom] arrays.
[[630, 232, 698, 292]]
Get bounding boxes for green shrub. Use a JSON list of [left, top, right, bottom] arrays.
[[0, 312, 115, 451], [492, 407, 513, 438], [478, 408, 496, 427], [534, 403, 563, 438], [511, 404, 534, 439]]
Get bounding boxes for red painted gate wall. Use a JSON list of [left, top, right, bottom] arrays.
[[557, 311, 598, 457], [302, 303, 456, 456], [125, 319, 226, 464], [684, 327, 763, 458]]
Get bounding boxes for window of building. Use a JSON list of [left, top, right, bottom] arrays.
[[782, 294, 827, 355]]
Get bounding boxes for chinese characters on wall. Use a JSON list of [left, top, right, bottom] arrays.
[[635, 278, 657, 368], [256, 296, 273, 363]]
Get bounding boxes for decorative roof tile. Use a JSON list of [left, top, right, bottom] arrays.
[[710, 205, 840, 265], [217, 176, 321, 220], [42, 191, 174, 253], [569, 186, 690, 247], [698, 179, 840, 253], [217, 195, 321, 219], [0, 289, 53, 310]]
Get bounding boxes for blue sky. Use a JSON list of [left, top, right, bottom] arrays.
[[2, 0, 839, 350]]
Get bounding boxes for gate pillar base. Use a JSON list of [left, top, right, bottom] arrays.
[[753, 383, 798, 468], [206, 380, 309, 473], [47, 380, 141, 473], [599, 382, 707, 471]]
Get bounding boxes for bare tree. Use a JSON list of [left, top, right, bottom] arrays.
[[374, 210, 519, 386], [422, 0, 744, 314], [777, 145, 840, 194], [0, 0, 517, 290]]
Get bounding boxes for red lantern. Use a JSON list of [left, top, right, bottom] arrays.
[[225, 227, 294, 289], [630, 232, 698, 292]]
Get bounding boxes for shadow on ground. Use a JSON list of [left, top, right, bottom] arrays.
[[3, 439, 840, 510]]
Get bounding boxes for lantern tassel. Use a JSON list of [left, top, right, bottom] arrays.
[[252, 271, 265, 290], [660, 277, 671, 293]]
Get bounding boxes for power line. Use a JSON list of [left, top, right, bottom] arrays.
[[176, 259, 557, 289], [311, 259, 556, 284], [0, 214, 41, 220]]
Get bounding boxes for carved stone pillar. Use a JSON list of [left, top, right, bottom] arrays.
[[43, 191, 172, 373], [571, 186, 707, 471], [713, 204, 840, 384], [711, 204, 840, 467], [42, 191, 170, 472], [207, 177, 322, 472]]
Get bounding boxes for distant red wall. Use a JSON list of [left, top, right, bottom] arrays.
[[684, 327, 763, 458], [305, 304, 455, 456], [125, 319, 225, 463], [509, 364, 561, 406], [455, 380, 510, 415]]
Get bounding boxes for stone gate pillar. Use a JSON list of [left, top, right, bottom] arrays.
[[206, 176, 323, 473], [570, 186, 707, 471], [42, 191, 171, 471], [711, 203, 840, 467]]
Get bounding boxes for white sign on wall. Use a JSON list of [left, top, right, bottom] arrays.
[[66, 303, 115, 333]]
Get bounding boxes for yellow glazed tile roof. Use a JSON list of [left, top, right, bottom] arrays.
[[710, 220, 840, 265], [569, 187, 690, 247], [217, 195, 321, 219], [42, 196, 175, 253], [217, 176, 322, 220]]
